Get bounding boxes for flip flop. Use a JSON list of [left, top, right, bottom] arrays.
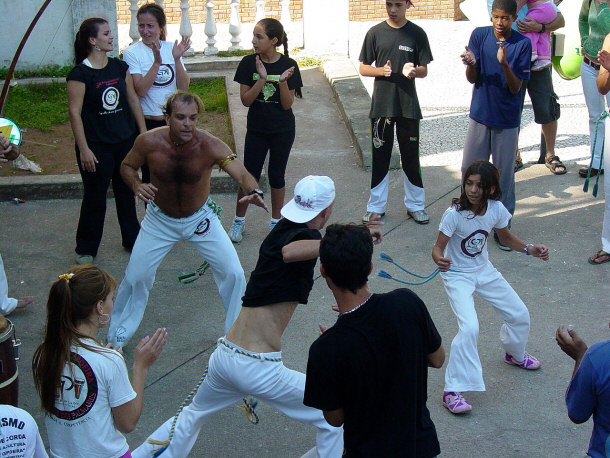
[[588, 250, 610, 265], [545, 155, 567, 175]]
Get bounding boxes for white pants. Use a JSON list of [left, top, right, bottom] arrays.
[[367, 172, 426, 214], [0, 254, 17, 315], [132, 338, 344, 458], [107, 201, 245, 348], [600, 118, 610, 253], [441, 262, 530, 392], [582, 61, 610, 170]]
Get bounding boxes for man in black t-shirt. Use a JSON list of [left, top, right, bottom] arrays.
[[360, 0, 432, 226], [134, 176, 383, 457], [304, 224, 445, 457]]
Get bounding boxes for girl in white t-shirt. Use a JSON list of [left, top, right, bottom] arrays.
[[32, 265, 167, 458], [123, 3, 190, 183], [432, 160, 548, 415]]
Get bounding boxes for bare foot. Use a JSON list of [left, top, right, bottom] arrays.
[[16, 296, 33, 309]]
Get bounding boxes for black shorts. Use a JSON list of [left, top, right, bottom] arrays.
[[521, 67, 560, 125]]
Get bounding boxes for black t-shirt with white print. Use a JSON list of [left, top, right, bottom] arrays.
[[234, 53, 303, 134], [359, 20, 432, 120], [66, 58, 137, 144]]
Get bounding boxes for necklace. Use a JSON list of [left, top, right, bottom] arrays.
[[338, 293, 373, 317]]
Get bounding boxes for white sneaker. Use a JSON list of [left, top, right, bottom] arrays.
[[229, 219, 245, 243], [407, 210, 430, 224], [269, 219, 280, 232]]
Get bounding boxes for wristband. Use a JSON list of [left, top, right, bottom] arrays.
[[539, 24, 546, 33], [524, 243, 534, 255], [248, 189, 264, 199]]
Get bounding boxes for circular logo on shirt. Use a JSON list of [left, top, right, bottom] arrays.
[[52, 352, 98, 421], [461, 229, 488, 257], [154, 64, 175, 87], [102, 86, 119, 111]]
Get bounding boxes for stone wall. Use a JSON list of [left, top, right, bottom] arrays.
[[115, 0, 462, 24]]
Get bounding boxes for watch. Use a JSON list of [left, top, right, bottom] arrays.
[[539, 24, 546, 33], [248, 188, 264, 199]]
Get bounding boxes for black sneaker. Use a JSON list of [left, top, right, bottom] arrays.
[[493, 232, 512, 252]]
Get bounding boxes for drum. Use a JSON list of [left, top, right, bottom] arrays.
[[0, 316, 21, 406], [0, 117, 22, 146]]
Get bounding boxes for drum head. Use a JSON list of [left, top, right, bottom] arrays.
[[0, 117, 22, 146]]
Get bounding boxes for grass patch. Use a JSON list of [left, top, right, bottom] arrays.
[[190, 78, 228, 113], [295, 55, 324, 68], [3, 77, 228, 131], [4, 81, 68, 130], [217, 49, 253, 57], [0, 65, 72, 79]]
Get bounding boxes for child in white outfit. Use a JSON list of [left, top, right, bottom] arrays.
[[432, 160, 548, 414]]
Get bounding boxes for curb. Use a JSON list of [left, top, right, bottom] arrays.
[[321, 57, 400, 170]]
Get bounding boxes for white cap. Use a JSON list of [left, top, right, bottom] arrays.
[[280, 176, 335, 223]]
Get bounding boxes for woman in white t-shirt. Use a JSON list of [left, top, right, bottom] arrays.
[[122, 3, 190, 183], [32, 265, 167, 458], [431, 160, 548, 415]]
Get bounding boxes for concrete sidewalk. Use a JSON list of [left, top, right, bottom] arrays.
[[0, 21, 607, 458]]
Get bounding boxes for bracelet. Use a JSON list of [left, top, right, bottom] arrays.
[[248, 188, 264, 199], [524, 243, 534, 255], [539, 24, 546, 33]]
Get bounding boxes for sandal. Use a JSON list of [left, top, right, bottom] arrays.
[[545, 155, 567, 175], [588, 250, 610, 265], [514, 157, 523, 172]]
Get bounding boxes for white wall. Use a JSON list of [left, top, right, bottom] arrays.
[[0, 0, 118, 70], [303, 0, 349, 55]]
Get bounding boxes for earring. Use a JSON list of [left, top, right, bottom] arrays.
[[98, 313, 110, 325], [94, 45, 101, 51]]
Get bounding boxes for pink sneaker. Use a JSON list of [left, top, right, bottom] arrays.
[[504, 352, 541, 370], [442, 391, 472, 414]]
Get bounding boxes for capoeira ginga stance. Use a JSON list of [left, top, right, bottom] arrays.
[[432, 160, 548, 414], [107, 92, 268, 348], [133, 176, 382, 457]]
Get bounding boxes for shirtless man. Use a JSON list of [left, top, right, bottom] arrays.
[[108, 91, 267, 348], [132, 176, 382, 457]]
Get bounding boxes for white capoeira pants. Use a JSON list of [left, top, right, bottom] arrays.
[[132, 338, 344, 458], [107, 201, 245, 348], [602, 118, 610, 253], [441, 262, 530, 392], [0, 254, 17, 315]]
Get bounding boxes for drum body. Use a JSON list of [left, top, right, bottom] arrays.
[[0, 319, 19, 406]]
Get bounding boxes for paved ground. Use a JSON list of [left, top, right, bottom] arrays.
[[1, 19, 608, 458]]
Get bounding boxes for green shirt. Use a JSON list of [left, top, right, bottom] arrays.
[[580, 0, 610, 57]]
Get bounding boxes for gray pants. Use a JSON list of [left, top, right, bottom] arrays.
[[462, 119, 518, 218]]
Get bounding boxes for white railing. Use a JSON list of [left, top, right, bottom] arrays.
[[125, 0, 296, 56]]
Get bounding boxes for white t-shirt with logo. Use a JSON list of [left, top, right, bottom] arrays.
[[45, 339, 136, 458], [0, 404, 48, 458], [438, 200, 511, 272], [123, 40, 185, 116]]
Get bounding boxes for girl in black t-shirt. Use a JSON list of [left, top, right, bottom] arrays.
[[67, 18, 146, 265], [229, 18, 303, 243]]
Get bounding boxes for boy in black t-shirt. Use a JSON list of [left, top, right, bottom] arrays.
[[360, 0, 432, 225], [304, 224, 445, 457]]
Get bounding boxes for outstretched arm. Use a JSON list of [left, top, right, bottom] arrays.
[[495, 227, 549, 259]]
